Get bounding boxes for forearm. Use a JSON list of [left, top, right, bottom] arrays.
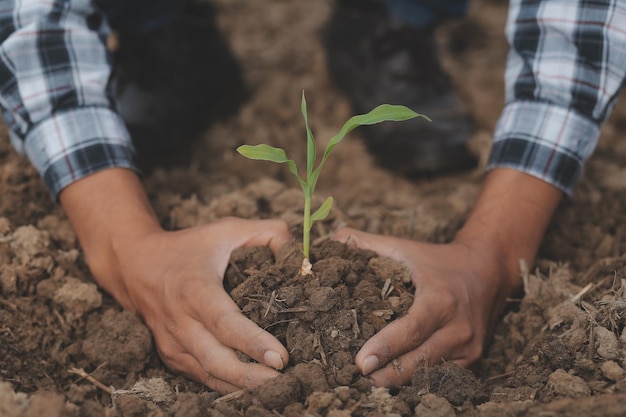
[[59, 168, 162, 309], [337, 167, 563, 385], [475, 0, 626, 282], [455, 167, 563, 291]]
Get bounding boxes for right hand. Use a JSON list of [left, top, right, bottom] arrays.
[[112, 218, 293, 393]]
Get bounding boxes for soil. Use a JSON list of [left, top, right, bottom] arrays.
[[2, 0, 626, 416]]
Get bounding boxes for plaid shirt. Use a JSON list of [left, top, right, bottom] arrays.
[[0, 0, 624, 200], [487, 0, 626, 195], [0, 0, 137, 199]]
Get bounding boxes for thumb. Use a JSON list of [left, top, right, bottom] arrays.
[[333, 226, 401, 260], [217, 218, 294, 254], [239, 219, 294, 254]]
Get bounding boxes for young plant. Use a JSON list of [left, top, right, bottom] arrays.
[[237, 92, 429, 272]]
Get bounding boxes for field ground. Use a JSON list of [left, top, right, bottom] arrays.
[[2, 0, 626, 416]]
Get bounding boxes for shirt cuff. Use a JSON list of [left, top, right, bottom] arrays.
[[486, 101, 600, 196], [23, 106, 138, 200]]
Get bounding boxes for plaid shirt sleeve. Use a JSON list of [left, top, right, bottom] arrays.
[[0, 0, 137, 200], [487, 0, 626, 195]]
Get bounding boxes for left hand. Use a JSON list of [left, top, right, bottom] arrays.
[[334, 227, 512, 388]]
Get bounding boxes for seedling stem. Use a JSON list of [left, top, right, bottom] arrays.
[[237, 92, 429, 272]]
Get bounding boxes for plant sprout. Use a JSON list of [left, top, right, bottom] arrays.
[[237, 92, 429, 272]]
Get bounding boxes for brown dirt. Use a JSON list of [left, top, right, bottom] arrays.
[[2, 0, 626, 416]]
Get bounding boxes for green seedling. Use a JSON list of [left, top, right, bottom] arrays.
[[237, 92, 429, 273]]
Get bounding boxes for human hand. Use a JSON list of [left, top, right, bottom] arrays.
[[111, 218, 293, 393], [60, 167, 560, 393], [60, 169, 294, 393], [334, 228, 513, 388]]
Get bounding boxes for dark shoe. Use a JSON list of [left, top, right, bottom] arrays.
[[112, 0, 249, 171], [323, 0, 477, 176]]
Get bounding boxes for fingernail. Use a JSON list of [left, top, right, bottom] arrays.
[[264, 350, 284, 370], [362, 355, 379, 375]]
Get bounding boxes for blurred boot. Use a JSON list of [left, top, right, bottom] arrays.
[[324, 0, 477, 176], [109, 0, 249, 171]]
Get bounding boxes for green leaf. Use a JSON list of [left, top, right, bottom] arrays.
[[310, 105, 429, 186], [310, 196, 334, 222], [237, 144, 289, 162], [237, 144, 303, 186], [329, 105, 428, 154], [301, 92, 316, 180]]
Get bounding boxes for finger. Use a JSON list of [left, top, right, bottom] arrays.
[[185, 281, 289, 371], [151, 327, 243, 393], [207, 302, 289, 370], [181, 319, 283, 388], [334, 227, 407, 260], [355, 298, 445, 376], [163, 350, 241, 393], [367, 327, 477, 389]]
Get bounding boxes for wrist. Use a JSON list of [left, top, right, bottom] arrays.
[[454, 168, 563, 291], [59, 168, 162, 308]]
